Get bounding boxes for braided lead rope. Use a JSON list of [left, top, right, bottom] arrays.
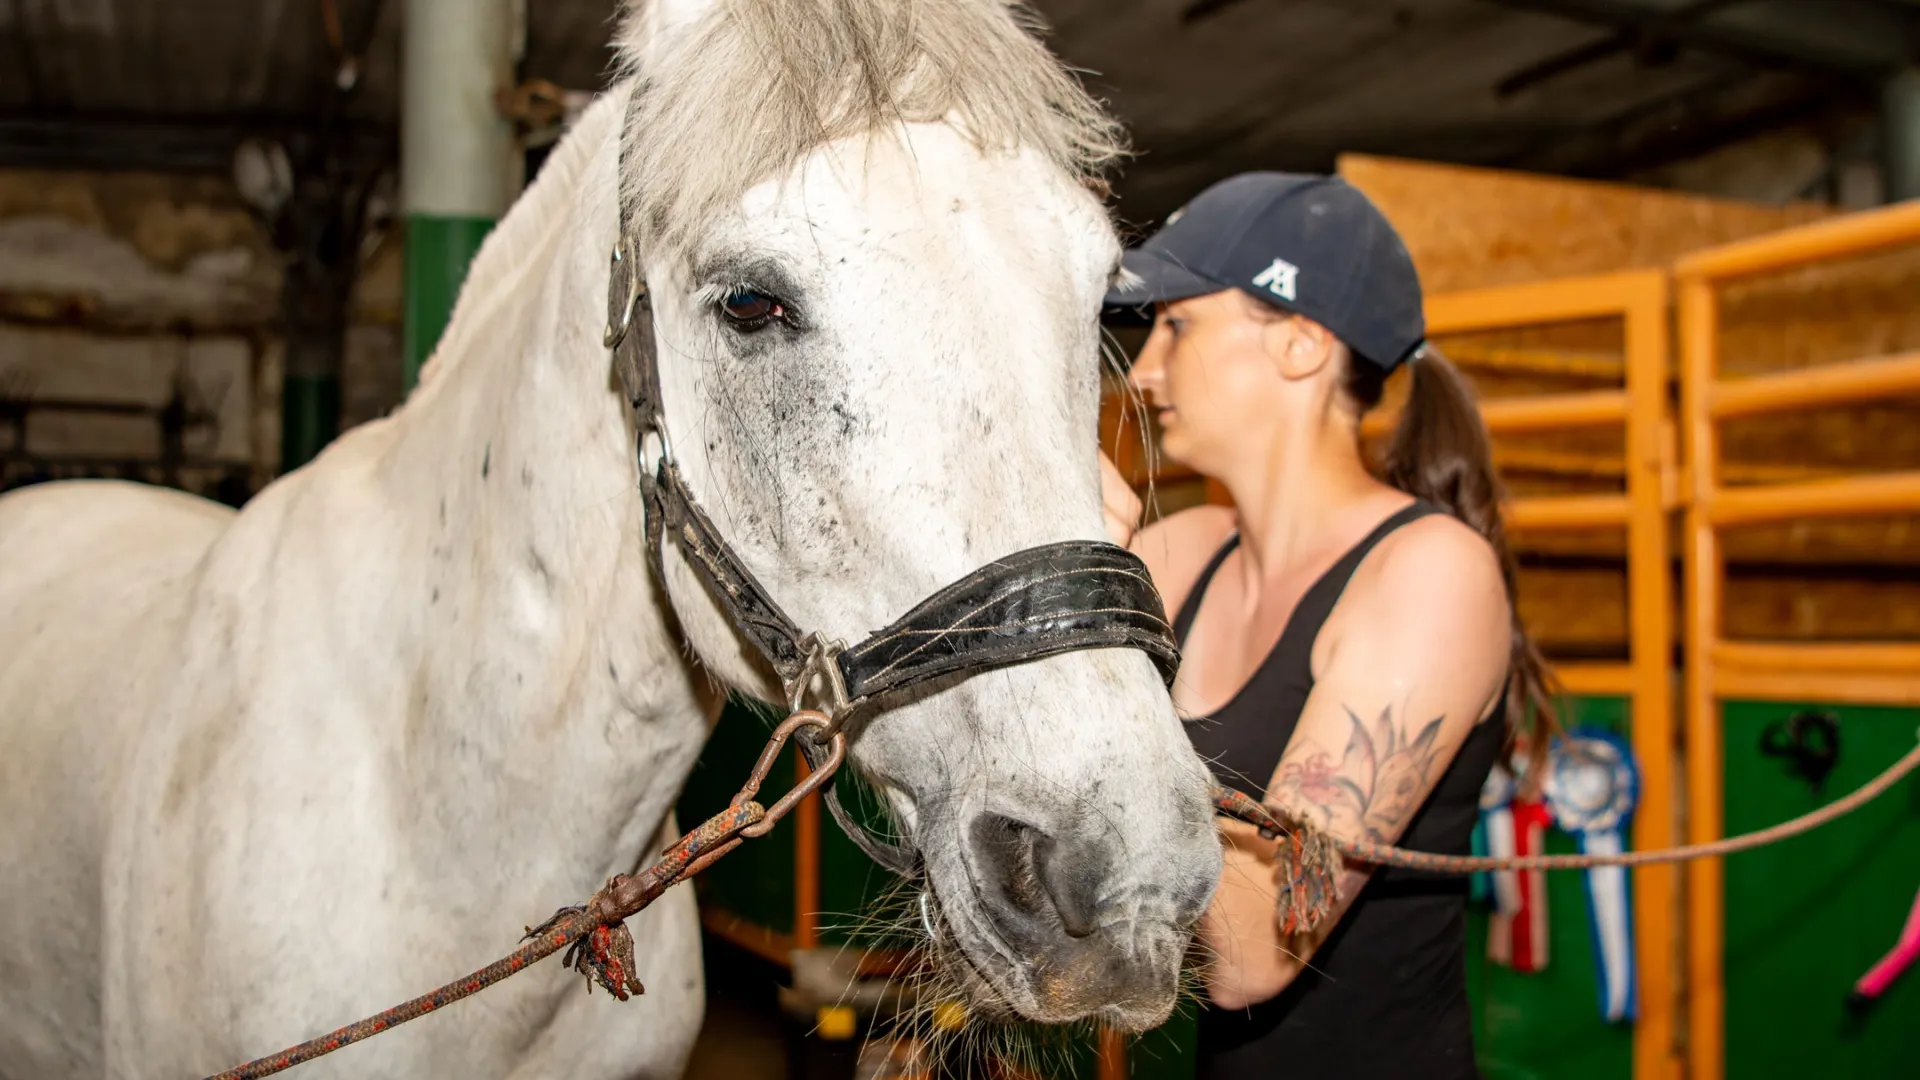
[[1212, 733, 1920, 933], [202, 803, 763, 1080], [205, 712, 847, 1080]]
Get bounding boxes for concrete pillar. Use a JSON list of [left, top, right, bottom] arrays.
[[1884, 67, 1920, 203], [401, 0, 522, 390]]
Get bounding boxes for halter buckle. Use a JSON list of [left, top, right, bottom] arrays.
[[603, 242, 644, 350]]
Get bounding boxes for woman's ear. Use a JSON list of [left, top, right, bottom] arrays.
[[1264, 313, 1336, 381]]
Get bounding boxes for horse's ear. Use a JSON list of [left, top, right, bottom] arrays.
[[616, 0, 722, 74]]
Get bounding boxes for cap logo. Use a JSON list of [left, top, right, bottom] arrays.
[[1252, 257, 1299, 302]]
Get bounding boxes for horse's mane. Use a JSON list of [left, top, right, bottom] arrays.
[[415, 1, 1123, 391], [615, 0, 1126, 255]]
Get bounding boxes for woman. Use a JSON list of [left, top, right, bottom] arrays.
[[1097, 172, 1556, 1078]]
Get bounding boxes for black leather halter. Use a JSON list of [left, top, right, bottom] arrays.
[[604, 134, 1179, 876]]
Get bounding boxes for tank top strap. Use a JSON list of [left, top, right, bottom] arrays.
[[1171, 532, 1242, 646], [1276, 498, 1443, 654], [1171, 499, 1443, 652]]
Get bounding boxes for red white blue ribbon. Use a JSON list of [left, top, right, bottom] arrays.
[[1481, 761, 1550, 972]]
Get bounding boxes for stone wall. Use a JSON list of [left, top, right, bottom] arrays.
[[0, 167, 403, 505]]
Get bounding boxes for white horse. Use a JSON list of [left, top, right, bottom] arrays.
[[0, 2, 1221, 1078]]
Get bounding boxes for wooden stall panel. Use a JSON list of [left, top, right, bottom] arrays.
[[1337, 153, 1831, 294], [1677, 199, 1920, 1080]]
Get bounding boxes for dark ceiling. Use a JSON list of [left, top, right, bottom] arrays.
[[2, 0, 1916, 224]]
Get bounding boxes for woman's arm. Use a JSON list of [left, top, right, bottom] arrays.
[[1196, 515, 1512, 1009]]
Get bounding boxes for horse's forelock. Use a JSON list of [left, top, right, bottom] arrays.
[[614, 0, 1126, 257]]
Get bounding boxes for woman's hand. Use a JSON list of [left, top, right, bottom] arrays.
[[1100, 451, 1142, 548]]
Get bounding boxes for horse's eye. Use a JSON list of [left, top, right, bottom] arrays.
[[720, 289, 782, 328]]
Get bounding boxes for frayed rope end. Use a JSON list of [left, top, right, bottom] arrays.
[[1209, 782, 1342, 935]]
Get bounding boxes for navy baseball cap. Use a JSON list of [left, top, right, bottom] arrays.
[[1102, 172, 1427, 370]]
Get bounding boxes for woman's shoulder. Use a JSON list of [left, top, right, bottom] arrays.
[[1338, 505, 1508, 651], [1131, 503, 1238, 620], [1375, 506, 1501, 581]]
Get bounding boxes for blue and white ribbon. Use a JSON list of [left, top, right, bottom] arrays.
[[1544, 727, 1641, 1023]]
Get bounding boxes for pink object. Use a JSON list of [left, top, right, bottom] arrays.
[[1853, 884, 1920, 1001]]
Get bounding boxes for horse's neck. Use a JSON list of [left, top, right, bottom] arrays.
[[295, 89, 713, 892]]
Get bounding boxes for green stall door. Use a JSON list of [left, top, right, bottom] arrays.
[[1464, 697, 1637, 1080], [1722, 700, 1920, 1079]]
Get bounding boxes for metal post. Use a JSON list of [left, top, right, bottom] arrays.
[[1885, 67, 1920, 204], [401, 0, 521, 391]]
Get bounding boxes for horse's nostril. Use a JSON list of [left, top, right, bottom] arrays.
[[1032, 830, 1099, 938], [970, 812, 1048, 921], [968, 811, 1103, 940]]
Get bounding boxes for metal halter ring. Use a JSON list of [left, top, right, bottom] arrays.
[[786, 633, 852, 728]]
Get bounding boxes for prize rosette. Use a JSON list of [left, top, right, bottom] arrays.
[[1543, 727, 1641, 1022]]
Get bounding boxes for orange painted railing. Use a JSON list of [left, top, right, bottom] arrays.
[[1429, 272, 1680, 1080], [1674, 198, 1920, 1080], [1097, 270, 1679, 1080]]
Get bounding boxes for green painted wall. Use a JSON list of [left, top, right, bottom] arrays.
[[280, 373, 341, 474], [679, 699, 798, 935], [1721, 699, 1920, 1079], [402, 214, 495, 391]]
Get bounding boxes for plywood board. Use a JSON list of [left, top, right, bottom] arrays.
[[1337, 153, 1833, 293]]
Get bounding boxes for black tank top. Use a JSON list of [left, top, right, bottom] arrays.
[[1174, 499, 1503, 1080]]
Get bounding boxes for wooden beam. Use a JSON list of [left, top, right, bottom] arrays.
[[1473, 0, 1903, 79], [700, 909, 794, 967], [1706, 471, 1920, 527], [1508, 493, 1631, 530], [1711, 350, 1920, 419], [1444, 343, 1625, 380], [1676, 198, 1920, 282], [1712, 668, 1920, 706], [1551, 662, 1636, 696], [1362, 389, 1630, 438], [1679, 275, 1726, 1080], [1712, 641, 1920, 674]]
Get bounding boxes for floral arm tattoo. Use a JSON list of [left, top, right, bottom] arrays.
[[1269, 704, 1448, 844]]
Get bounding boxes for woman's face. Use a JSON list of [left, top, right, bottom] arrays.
[[1127, 289, 1318, 472]]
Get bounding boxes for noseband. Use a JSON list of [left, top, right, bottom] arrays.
[[603, 180, 1179, 877]]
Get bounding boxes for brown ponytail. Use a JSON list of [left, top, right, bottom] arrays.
[[1346, 346, 1560, 782]]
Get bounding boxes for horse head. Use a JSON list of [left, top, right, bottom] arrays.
[[616, 0, 1220, 1032]]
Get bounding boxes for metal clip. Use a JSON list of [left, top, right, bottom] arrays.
[[733, 710, 847, 838], [786, 632, 852, 727]]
